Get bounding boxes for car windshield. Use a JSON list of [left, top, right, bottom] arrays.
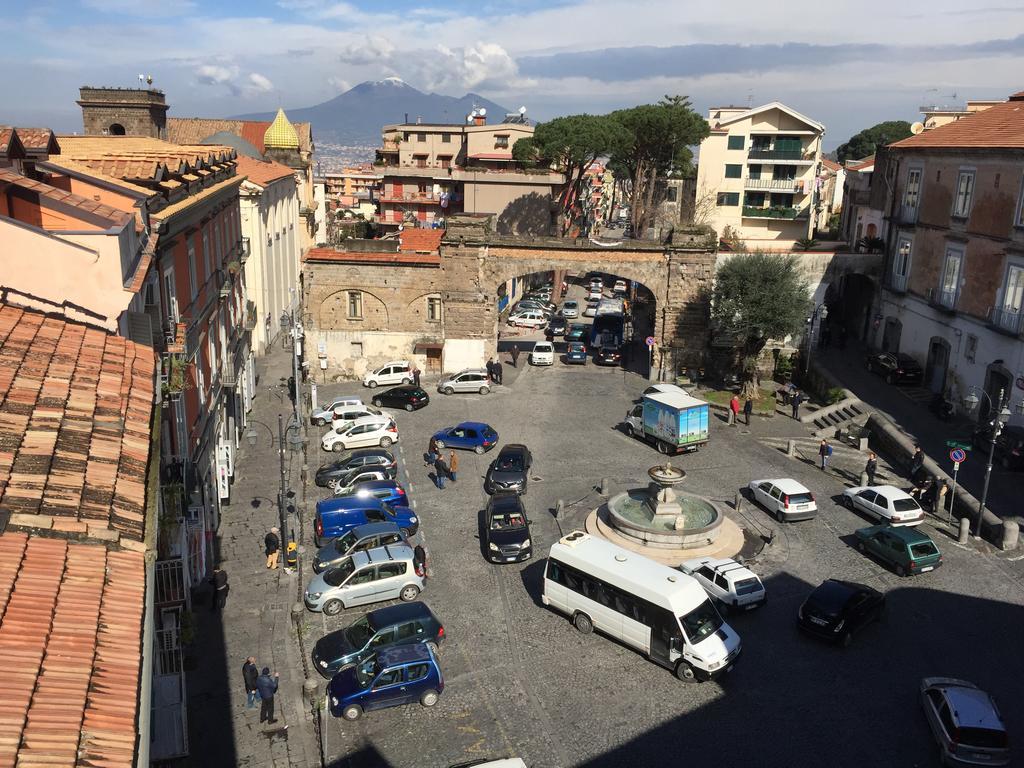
[[496, 454, 524, 471], [910, 541, 938, 558], [344, 615, 374, 649], [323, 559, 355, 587], [354, 656, 380, 689], [788, 492, 813, 504], [407, 388, 427, 398], [332, 530, 357, 554], [892, 498, 921, 512], [564, 302, 577, 308], [958, 726, 1007, 749], [679, 598, 723, 643], [491, 512, 526, 530], [734, 578, 763, 596]]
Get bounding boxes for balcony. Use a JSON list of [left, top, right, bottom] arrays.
[[742, 205, 807, 220], [743, 178, 804, 191], [889, 272, 909, 294], [989, 306, 1023, 336], [244, 299, 257, 331], [927, 287, 958, 314], [237, 236, 250, 264], [221, 356, 237, 388], [747, 149, 811, 162]]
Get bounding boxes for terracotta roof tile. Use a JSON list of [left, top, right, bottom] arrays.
[[13, 128, 59, 154], [166, 117, 313, 155], [0, 168, 133, 228], [235, 155, 296, 187], [398, 229, 443, 253], [303, 247, 441, 266], [890, 93, 1024, 149]]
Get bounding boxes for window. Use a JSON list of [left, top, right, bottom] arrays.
[[1001, 264, 1024, 312], [939, 247, 962, 307], [772, 166, 796, 181], [375, 668, 403, 687], [441, 134, 451, 143], [196, 359, 205, 407], [395, 621, 419, 640], [717, 192, 739, 206], [202, 231, 210, 279], [350, 341, 363, 358], [748, 164, 762, 180], [724, 164, 742, 179], [903, 168, 922, 214], [163, 268, 178, 323], [377, 562, 406, 579], [495, 135, 509, 149], [415, 155, 427, 168], [892, 238, 912, 291], [347, 291, 363, 319], [427, 297, 442, 322], [406, 663, 430, 682], [727, 135, 744, 150], [416, 133, 426, 142], [965, 334, 977, 363], [187, 237, 198, 299], [439, 155, 451, 169], [952, 170, 975, 218], [1016, 178, 1024, 227], [665, 186, 678, 202], [349, 568, 376, 585]]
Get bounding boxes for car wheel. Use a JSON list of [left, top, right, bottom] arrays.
[[401, 377, 411, 385], [400, 528, 411, 539], [420, 690, 440, 707], [367, 381, 377, 388], [627, 424, 637, 438], [372, 398, 383, 407], [315, 417, 327, 427], [657, 441, 671, 455], [332, 443, 345, 453], [895, 564, 907, 577], [775, 508, 785, 523], [342, 704, 362, 721], [435, 440, 445, 450], [573, 612, 593, 634], [425, 641, 439, 656], [405, 403, 414, 412], [380, 437, 393, 448], [400, 584, 420, 602], [474, 445, 485, 455], [842, 495, 854, 509], [479, 386, 490, 395], [442, 386, 454, 395], [322, 599, 343, 616], [674, 661, 697, 683]]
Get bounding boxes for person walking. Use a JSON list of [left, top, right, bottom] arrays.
[[210, 566, 229, 612], [791, 390, 803, 420], [486, 357, 495, 382], [426, 436, 438, 468], [448, 451, 458, 483], [264, 527, 280, 570], [434, 455, 447, 489], [909, 446, 925, 486], [412, 366, 421, 387], [865, 452, 878, 486], [728, 394, 740, 426], [510, 345, 520, 368], [494, 360, 504, 385], [743, 396, 753, 426], [242, 657, 260, 709], [256, 667, 279, 724], [819, 439, 832, 471]]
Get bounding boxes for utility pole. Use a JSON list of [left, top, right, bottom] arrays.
[[277, 412, 287, 541]]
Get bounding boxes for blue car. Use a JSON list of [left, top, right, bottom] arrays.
[[565, 341, 587, 365], [346, 479, 409, 508], [329, 643, 444, 721], [315, 496, 418, 546], [433, 422, 499, 454]]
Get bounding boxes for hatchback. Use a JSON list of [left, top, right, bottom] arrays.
[[433, 422, 498, 454], [315, 449, 396, 487], [315, 496, 419, 546], [343, 479, 410, 509], [312, 603, 444, 678], [560, 301, 579, 318], [588, 287, 603, 301], [313, 522, 406, 574], [328, 643, 444, 720], [565, 323, 588, 342], [530, 342, 554, 366], [865, 351, 924, 385], [593, 344, 622, 366], [508, 310, 547, 328], [437, 369, 491, 395], [748, 478, 817, 522], [855, 525, 942, 576], [797, 579, 885, 646], [329, 468, 391, 496], [363, 361, 413, 388], [371, 386, 430, 412], [842, 484, 924, 526], [545, 317, 567, 338], [311, 397, 364, 426], [304, 544, 425, 615], [322, 416, 398, 452], [920, 677, 1010, 766], [613, 279, 627, 295], [565, 342, 587, 364], [483, 493, 532, 563], [331, 404, 384, 428], [583, 302, 598, 318], [680, 557, 766, 612], [484, 444, 532, 495]]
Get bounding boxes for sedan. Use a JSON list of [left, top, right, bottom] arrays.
[[371, 386, 430, 412], [748, 478, 817, 522], [565, 324, 588, 342], [865, 351, 924, 385], [593, 344, 622, 367], [433, 422, 498, 454], [560, 301, 579, 319], [483, 493, 532, 563], [797, 579, 885, 646], [565, 341, 587, 365], [842, 484, 924, 526], [484, 444, 532, 494], [546, 317, 568, 338], [920, 678, 1011, 766], [316, 449, 397, 488]]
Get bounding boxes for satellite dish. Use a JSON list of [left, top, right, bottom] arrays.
[[466, 116, 474, 124], [478, 108, 486, 116], [910, 122, 925, 135], [519, 106, 527, 114]]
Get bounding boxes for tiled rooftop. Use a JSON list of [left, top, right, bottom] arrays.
[[167, 116, 314, 155], [55, 136, 237, 180], [891, 91, 1024, 149], [0, 167, 133, 228], [13, 127, 59, 154], [0, 304, 156, 543], [398, 229, 443, 254], [235, 155, 296, 187], [0, 531, 144, 767], [0, 127, 25, 160]]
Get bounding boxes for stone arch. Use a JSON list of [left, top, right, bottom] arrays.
[[319, 288, 390, 331], [405, 291, 443, 324], [865, 222, 877, 238], [108, 123, 126, 135]]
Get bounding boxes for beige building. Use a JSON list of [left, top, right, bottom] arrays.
[[919, 99, 1003, 131], [696, 102, 824, 247]]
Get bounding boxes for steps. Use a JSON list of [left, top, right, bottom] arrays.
[[811, 401, 867, 436]]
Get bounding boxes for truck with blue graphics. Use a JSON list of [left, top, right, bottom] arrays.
[[623, 390, 710, 454], [590, 298, 625, 348]]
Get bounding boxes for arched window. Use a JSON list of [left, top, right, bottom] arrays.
[[108, 123, 126, 136]]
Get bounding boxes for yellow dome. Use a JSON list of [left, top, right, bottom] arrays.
[[264, 107, 299, 150]]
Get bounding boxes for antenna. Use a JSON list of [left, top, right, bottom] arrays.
[[746, 89, 753, 106], [138, 74, 145, 85]]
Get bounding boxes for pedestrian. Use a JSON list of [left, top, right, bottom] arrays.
[[933, 479, 949, 514], [819, 439, 832, 471], [910, 446, 925, 485], [412, 366, 421, 387], [448, 450, 458, 483], [510, 345, 520, 368], [865, 452, 878, 486], [242, 656, 260, 709], [494, 360, 503, 385], [791, 390, 803, 420], [728, 394, 740, 426], [743, 396, 753, 426], [264, 527, 280, 570], [426, 436, 438, 467], [210, 566, 228, 612], [434, 455, 447, 489], [486, 357, 495, 382], [256, 667, 279, 724]]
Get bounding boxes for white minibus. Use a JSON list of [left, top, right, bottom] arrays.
[[543, 531, 741, 681]]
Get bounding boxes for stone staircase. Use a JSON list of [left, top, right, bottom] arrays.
[[809, 400, 868, 437]]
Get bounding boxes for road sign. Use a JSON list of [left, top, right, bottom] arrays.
[[645, 336, 656, 347], [952, 461, 960, 471], [945, 440, 972, 451], [949, 448, 967, 463]]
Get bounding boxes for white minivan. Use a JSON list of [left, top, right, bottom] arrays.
[[363, 361, 412, 388], [530, 342, 554, 366]]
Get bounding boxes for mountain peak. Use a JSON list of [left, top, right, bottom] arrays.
[[379, 76, 406, 86]]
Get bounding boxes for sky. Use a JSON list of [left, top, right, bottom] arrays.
[[3, 0, 1023, 149]]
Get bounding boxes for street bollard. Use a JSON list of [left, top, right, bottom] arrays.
[[786, 439, 796, 458], [303, 678, 319, 704], [734, 491, 743, 513], [1001, 520, 1019, 551], [291, 602, 304, 625], [601, 477, 610, 496], [301, 464, 308, 484], [958, 517, 971, 545], [859, 471, 868, 487], [555, 499, 564, 520]]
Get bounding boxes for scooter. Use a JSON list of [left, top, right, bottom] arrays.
[[929, 393, 954, 421]]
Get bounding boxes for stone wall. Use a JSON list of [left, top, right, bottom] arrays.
[[77, 87, 168, 138]]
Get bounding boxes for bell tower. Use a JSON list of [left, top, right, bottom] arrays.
[[77, 86, 169, 138]]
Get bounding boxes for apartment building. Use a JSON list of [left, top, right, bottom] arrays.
[[696, 102, 825, 247], [875, 91, 1024, 423]]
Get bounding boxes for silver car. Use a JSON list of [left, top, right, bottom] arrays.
[[920, 677, 1010, 766], [303, 544, 424, 615], [437, 368, 491, 395]]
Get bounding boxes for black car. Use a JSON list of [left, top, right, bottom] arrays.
[[311, 602, 444, 679], [798, 579, 885, 646], [865, 352, 924, 385], [483, 493, 532, 563], [593, 344, 622, 366], [546, 316, 568, 338], [971, 423, 1024, 470], [315, 448, 397, 487], [371, 385, 430, 411], [484, 443, 533, 495]]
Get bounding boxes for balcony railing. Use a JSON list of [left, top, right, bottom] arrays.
[[237, 236, 250, 264], [747, 149, 806, 161], [742, 205, 806, 220], [928, 287, 958, 312], [743, 178, 804, 191], [245, 299, 257, 331], [889, 272, 909, 293], [221, 356, 237, 387], [990, 306, 1022, 335]]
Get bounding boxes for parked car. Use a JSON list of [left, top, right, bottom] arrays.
[[545, 317, 567, 338], [842, 484, 924, 526], [363, 361, 413, 388], [642, 383, 689, 398], [341, 479, 410, 509], [371, 386, 430, 412], [797, 579, 885, 646], [314, 496, 419, 546], [484, 444, 532, 494], [313, 522, 407, 574], [304, 544, 425, 615], [920, 677, 1011, 766], [508, 310, 547, 328], [311, 397, 364, 427], [433, 422, 499, 454], [855, 525, 942, 576], [513, 300, 553, 315], [530, 342, 554, 366], [483, 493, 532, 563], [679, 557, 766, 612], [583, 302, 598, 318], [329, 468, 390, 496], [613, 279, 627, 295], [322, 415, 399, 452], [331, 404, 384, 428], [971, 423, 1024, 470], [865, 351, 924, 385], [560, 300, 579, 319], [593, 344, 622, 366], [747, 478, 818, 522], [565, 341, 587, 365], [312, 602, 444, 678], [437, 369, 491, 395], [328, 643, 444, 720], [588, 288, 603, 301], [315, 449, 396, 487], [565, 323, 588, 342]]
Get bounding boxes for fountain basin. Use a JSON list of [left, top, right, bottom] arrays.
[[605, 488, 723, 549]]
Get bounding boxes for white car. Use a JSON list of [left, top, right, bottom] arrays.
[[322, 415, 398, 452], [842, 484, 924, 526], [642, 383, 689, 398], [583, 302, 598, 318], [330, 469, 389, 496], [560, 301, 579, 318], [613, 279, 627, 294], [508, 311, 547, 328], [362, 361, 412, 389], [680, 557, 766, 612], [588, 288, 603, 301], [330, 404, 383, 429], [748, 478, 818, 522], [530, 342, 554, 366], [311, 397, 363, 426]]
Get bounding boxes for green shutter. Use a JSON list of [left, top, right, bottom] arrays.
[[717, 192, 740, 206], [724, 164, 742, 179], [727, 135, 744, 150]]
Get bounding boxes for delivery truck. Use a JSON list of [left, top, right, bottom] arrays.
[[623, 391, 710, 454]]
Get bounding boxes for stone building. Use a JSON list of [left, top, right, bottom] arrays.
[[77, 85, 169, 138]]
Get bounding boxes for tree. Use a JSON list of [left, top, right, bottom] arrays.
[[711, 253, 811, 398], [607, 96, 709, 237], [836, 121, 913, 164]]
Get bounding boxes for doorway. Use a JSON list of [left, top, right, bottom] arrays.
[[925, 337, 950, 393], [981, 365, 1013, 423], [881, 317, 902, 353]]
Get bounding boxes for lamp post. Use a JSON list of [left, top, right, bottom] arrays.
[[961, 387, 1013, 537], [245, 416, 305, 548], [804, 303, 829, 376]]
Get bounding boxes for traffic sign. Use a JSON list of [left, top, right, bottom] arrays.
[[645, 336, 656, 347], [945, 440, 972, 451], [949, 448, 967, 463]]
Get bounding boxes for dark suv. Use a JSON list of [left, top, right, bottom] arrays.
[[316, 448, 397, 487], [484, 444, 532, 495], [971, 423, 1024, 470], [865, 352, 923, 385], [483, 493, 532, 563]]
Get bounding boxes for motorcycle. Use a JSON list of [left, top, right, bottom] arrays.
[[929, 393, 954, 421]]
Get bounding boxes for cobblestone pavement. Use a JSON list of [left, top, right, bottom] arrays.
[[304, 355, 1024, 768]]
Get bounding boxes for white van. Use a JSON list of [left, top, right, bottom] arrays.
[[530, 342, 554, 366], [543, 531, 741, 682], [362, 361, 412, 388]]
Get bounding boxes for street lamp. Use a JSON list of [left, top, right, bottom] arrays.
[[804, 303, 829, 375], [960, 387, 1015, 536], [244, 416, 307, 551]]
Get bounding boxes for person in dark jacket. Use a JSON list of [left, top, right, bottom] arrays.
[[210, 567, 229, 612], [486, 358, 495, 382], [265, 527, 280, 570], [910, 446, 925, 485], [865, 452, 878, 486], [493, 361, 503, 385], [743, 396, 754, 425], [510, 345, 520, 368], [256, 667, 280, 724], [791, 390, 803, 420], [434, 455, 447, 489], [242, 657, 260, 708], [819, 439, 833, 471]]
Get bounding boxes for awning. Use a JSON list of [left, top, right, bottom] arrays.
[[414, 342, 444, 353]]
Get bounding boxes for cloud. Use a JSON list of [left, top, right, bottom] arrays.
[[195, 63, 240, 88], [411, 42, 529, 92], [328, 76, 351, 93], [287, 48, 315, 57], [337, 35, 395, 66], [80, 0, 196, 16], [247, 72, 274, 93]]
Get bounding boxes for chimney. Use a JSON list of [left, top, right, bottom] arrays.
[[474, 114, 485, 126], [404, 112, 409, 123]]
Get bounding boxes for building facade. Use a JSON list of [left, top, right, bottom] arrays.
[[77, 85, 169, 138]]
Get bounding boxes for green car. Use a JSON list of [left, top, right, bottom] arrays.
[[565, 323, 588, 342], [854, 525, 942, 576]]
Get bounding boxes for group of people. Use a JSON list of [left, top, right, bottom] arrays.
[[780, 382, 805, 419], [728, 394, 755, 426], [908, 445, 951, 513], [485, 357, 505, 385], [425, 437, 459, 489], [242, 657, 282, 725]]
